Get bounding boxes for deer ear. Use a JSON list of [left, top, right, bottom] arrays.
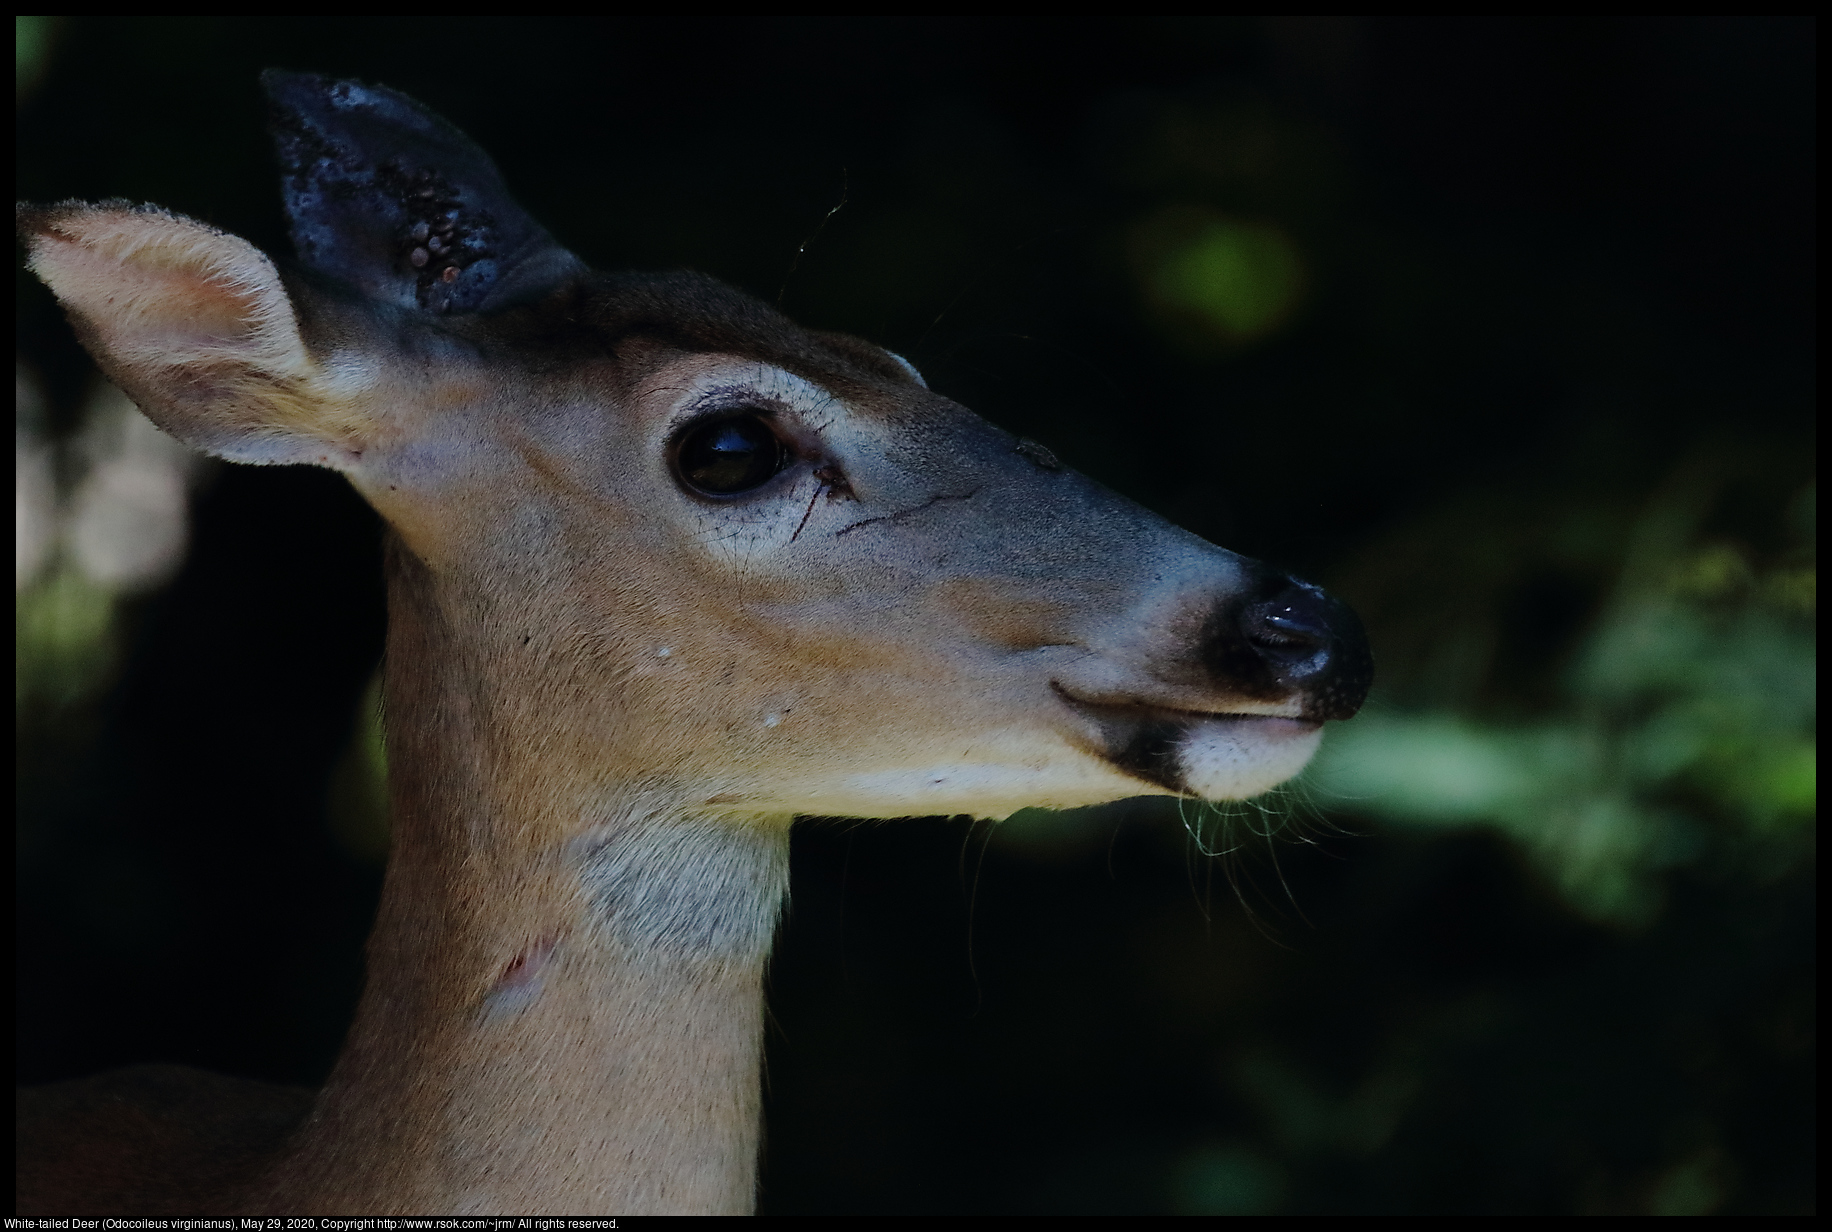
[[18, 201, 368, 468], [264, 71, 583, 316]]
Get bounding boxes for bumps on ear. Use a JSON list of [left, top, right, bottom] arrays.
[[264, 71, 581, 316], [18, 74, 577, 471], [18, 201, 367, 467]]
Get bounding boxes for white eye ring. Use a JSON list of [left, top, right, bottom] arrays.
[[884, 350, 927, 389]]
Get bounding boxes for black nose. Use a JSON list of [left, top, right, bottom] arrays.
[[1203, 575, 1374, 721]]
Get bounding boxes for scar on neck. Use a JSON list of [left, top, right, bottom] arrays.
[[479, 934, 559, 1023]]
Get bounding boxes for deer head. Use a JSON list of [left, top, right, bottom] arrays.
[[17, 72, 1371, 1215], [20, 71, 1370, 834]]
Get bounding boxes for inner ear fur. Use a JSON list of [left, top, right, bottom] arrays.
[[18, 201, 371, 468]]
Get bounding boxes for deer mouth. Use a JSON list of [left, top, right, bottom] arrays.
[[1051, 683, 1324, 800], [1049, 681, 1321, 727]]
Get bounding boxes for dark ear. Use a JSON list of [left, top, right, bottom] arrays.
[[264, 70, 583, 316]]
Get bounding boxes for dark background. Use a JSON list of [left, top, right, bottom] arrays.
[[15, 18, 1814, 1214]]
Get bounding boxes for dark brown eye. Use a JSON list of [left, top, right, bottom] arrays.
[[674, 413, 788, 496]]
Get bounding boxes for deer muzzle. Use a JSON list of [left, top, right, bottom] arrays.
[[1050, 562, 1372, 801]]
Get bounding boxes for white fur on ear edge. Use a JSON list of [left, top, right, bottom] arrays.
[[19, 201, 368, 468], [884, 350, 927, 389]]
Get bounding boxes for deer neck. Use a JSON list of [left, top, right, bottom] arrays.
[[257, 538, 790, 1215]]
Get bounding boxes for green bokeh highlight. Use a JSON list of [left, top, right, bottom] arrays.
[[1312, 486, 1815, 928], [1150, 219, 1305, 342]]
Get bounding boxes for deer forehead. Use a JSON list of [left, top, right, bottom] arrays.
[[359, 344, 982, 567], [361, 345, 905, 470]]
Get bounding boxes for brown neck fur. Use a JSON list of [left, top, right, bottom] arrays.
[[248, 536, 789, 1214]]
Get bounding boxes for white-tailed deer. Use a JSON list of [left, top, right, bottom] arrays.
[[16, 73, 1371, 1215]]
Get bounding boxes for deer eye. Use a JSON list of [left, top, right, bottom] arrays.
[[673, 413, 788, 497]]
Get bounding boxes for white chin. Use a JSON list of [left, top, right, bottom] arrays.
[[1178, 717, 1323, 800]]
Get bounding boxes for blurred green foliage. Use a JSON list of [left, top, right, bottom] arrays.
[[15, 564, 118, 711], [1171, 1142, 1289, 1215], [1134, 209, 1306, 346], [1316, 476, 1814, 926], [325, 669, 389, 866], [16, 17, 60, 99]]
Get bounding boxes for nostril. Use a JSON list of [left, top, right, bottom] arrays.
[[1241, 593, 1331, 664], [1201, 573, 1374, 719]]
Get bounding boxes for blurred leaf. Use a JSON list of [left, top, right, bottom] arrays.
[[1130, 206, 1306, 349], [1646, 1148, 1732, 1216], [16, 16, 59, 100], [1153, 218, 1304, 340], [1231, 1050, 1418, 1156], [1170, 1143, 1287, 1215], [16, 563, 117, 711], [327, 667, 390, 866], [1312, 479, 1815, 927]]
